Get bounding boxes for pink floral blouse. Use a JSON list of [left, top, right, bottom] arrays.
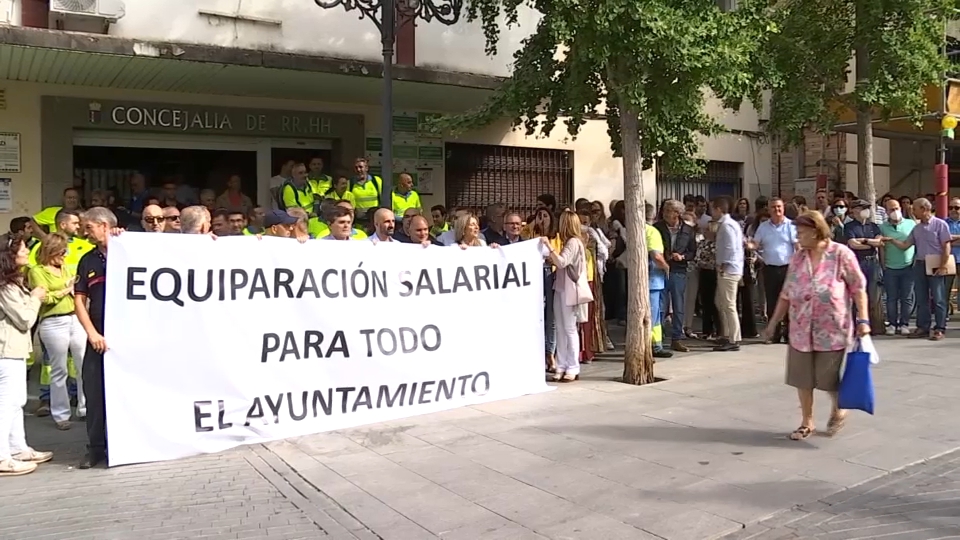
[[780, 241, 866, 352]]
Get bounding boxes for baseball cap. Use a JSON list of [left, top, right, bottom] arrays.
[[849, 199, 870, 209], [264, 210, 299, 228]]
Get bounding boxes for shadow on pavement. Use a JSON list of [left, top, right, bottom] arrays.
[[552, 423, 818, 450]]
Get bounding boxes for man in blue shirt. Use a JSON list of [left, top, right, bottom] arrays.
[[712, 196, 744, 352], [844, 199, 884, 332], [747, 197, 797, 343], [946, 197, 960, 315]]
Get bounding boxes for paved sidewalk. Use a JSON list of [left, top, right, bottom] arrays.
[[5, 334, 958, 540]]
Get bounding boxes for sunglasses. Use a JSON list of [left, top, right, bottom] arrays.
[[950, 206, 960, 211], [164, 216, 180, 222], [144, 217, 163, 224]]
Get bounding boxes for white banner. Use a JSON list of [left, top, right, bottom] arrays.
[[103, 234, 549, 466]]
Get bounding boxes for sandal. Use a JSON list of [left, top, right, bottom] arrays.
[[560, 374, 579, 383], [789, 426, 814, 440], [550, 372, 563, 382], [826, 413, 847, 437], [55, 421, 71, 431]]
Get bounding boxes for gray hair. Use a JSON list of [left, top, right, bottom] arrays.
[[180, 205, 210, 234], [82, 207, 117, 228], [914, 198, 933, 211], [663, 199, 685, 214], [644, 203, 656, 222]]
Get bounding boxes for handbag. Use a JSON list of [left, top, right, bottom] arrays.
[[563, 240, 594, 307], [837, 338, 875, 415]]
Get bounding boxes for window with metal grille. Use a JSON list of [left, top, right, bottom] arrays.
[[444, 143, 574, 216], [656, 160, 743, 203]]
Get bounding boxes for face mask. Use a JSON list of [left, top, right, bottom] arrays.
[[859, 209, 871, 220], [889, 210, 902, 222], [834, 207, 847, 217]]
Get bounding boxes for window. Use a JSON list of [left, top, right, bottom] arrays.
[[716, 0, 737, 12], [656, 160, 743, 203], [444, 143, 574, 216]]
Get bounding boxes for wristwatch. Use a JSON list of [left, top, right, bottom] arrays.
[[855, 318, 870, 325]]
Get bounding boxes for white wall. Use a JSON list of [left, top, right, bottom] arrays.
[[85, 0, 532, 77], [0, 0, 19, 24], [416, 8, 539, 77]]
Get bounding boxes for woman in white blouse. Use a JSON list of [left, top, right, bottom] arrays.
[[541, 210, 589, 383]]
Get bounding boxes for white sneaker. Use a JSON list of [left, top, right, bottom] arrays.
[[13, 448, 53, 464], [885, 326, 895, 336], [0, 459, 37, 476]]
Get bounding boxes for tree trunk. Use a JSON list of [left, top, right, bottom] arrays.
[[619, 105, 656, 385], [853, 7, 876, 212]]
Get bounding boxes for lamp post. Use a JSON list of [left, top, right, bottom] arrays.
[[313, 0, 463, 209]]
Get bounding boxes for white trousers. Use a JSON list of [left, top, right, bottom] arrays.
[[553, 290, 581, 376], [38, 314, 87, 422], [716, 272, 742, 343], [0, 359, 28, 461]]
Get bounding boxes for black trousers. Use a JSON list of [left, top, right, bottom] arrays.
[[82, 344, 107, 455], [698, 269, 721, 336], [762, 265, 789, 340]]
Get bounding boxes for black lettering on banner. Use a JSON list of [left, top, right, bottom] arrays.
[[358, 325, 441, 358], [217, 399, 233, 429], [418, 380, 435, 404], [126, 267, 147, 300], [398, 327, 418, 353], [422, 325, 441, 352], [193, 400, 213, 432], [261, 330, 350, 362], [127, 261, 533, 305], [151, 267, 184, 306], [231, 269, 249, 300], [187, 269, 213, 302], [360, 329, 375, 357], [205, 372, 493, 429], [377, 328, 397, 356]]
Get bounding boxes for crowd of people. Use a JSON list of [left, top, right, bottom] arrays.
[[0, 159, 956, 475]]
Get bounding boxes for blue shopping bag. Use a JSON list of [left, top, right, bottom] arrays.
[[837, 339, 875, 415]]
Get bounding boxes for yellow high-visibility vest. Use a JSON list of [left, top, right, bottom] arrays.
[[33, 206, 62, 233], [350, 176, 382, 211], [28, 236, 94, 273], [316, 227, 368, 240], [308, 175, 333, 197], [324, 189, 356, 205], [279, 181, 316, 215], [392, 190, 422, 218], [431, 223, 449, 237]]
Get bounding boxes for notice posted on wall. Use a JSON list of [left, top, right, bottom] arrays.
[[0, 178, 12, 213], [0, 133, 21, 173], [103, 234, 549, 466]]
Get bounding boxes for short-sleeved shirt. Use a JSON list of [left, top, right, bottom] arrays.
[[842, 219, 882, 261], [910, 217, 952, 260], [878, 219, 916, 270], [947, 218, 960, 262], [646, 224, 665, 291], [75, 248, 107, 334], [753, 218, 797, 266], [781, 241, 865, 352]]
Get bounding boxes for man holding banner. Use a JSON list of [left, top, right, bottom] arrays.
[[73, 207, 116, 470]]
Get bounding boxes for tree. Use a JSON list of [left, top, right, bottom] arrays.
[[753, 0, 955, 208], [433, 0, 769, 384]]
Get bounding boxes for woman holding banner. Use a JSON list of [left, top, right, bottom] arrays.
[[0, 234, 54, 476], [542, 210, 590, 383]]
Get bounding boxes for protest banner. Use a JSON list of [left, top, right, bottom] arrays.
[[103, 234, 549, 466]]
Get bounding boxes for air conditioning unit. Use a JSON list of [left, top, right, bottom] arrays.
[[50, 0, 125, 33]]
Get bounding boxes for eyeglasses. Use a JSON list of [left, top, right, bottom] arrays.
[[950, 206, 960, 211], [143, 217, 163, 224], [833, 205, 847, 209], [164, 216, 180, 222], [505, 221, 522, 226]]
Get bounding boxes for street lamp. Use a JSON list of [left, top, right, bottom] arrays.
[[313, 0, 464, 208]]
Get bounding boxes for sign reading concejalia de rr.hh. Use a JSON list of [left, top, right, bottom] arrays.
[[103, 234, 548, 466]]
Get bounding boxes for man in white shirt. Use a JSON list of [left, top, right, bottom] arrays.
[[370, 208, 395, 244], [712, 196, 744, 352]]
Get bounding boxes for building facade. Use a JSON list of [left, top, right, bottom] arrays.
[[0, 0, 771, 218]]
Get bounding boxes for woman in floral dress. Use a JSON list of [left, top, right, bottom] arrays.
[[763, 211, 870, 441]]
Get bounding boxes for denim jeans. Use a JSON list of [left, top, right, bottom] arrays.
[[883, 266, 914, 328], [660, 271, 687, 341], [543, 268, 557, 355], [650, 289, 664, 351], [855, 257, 880, 323], [914, 261, 947, 332]]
